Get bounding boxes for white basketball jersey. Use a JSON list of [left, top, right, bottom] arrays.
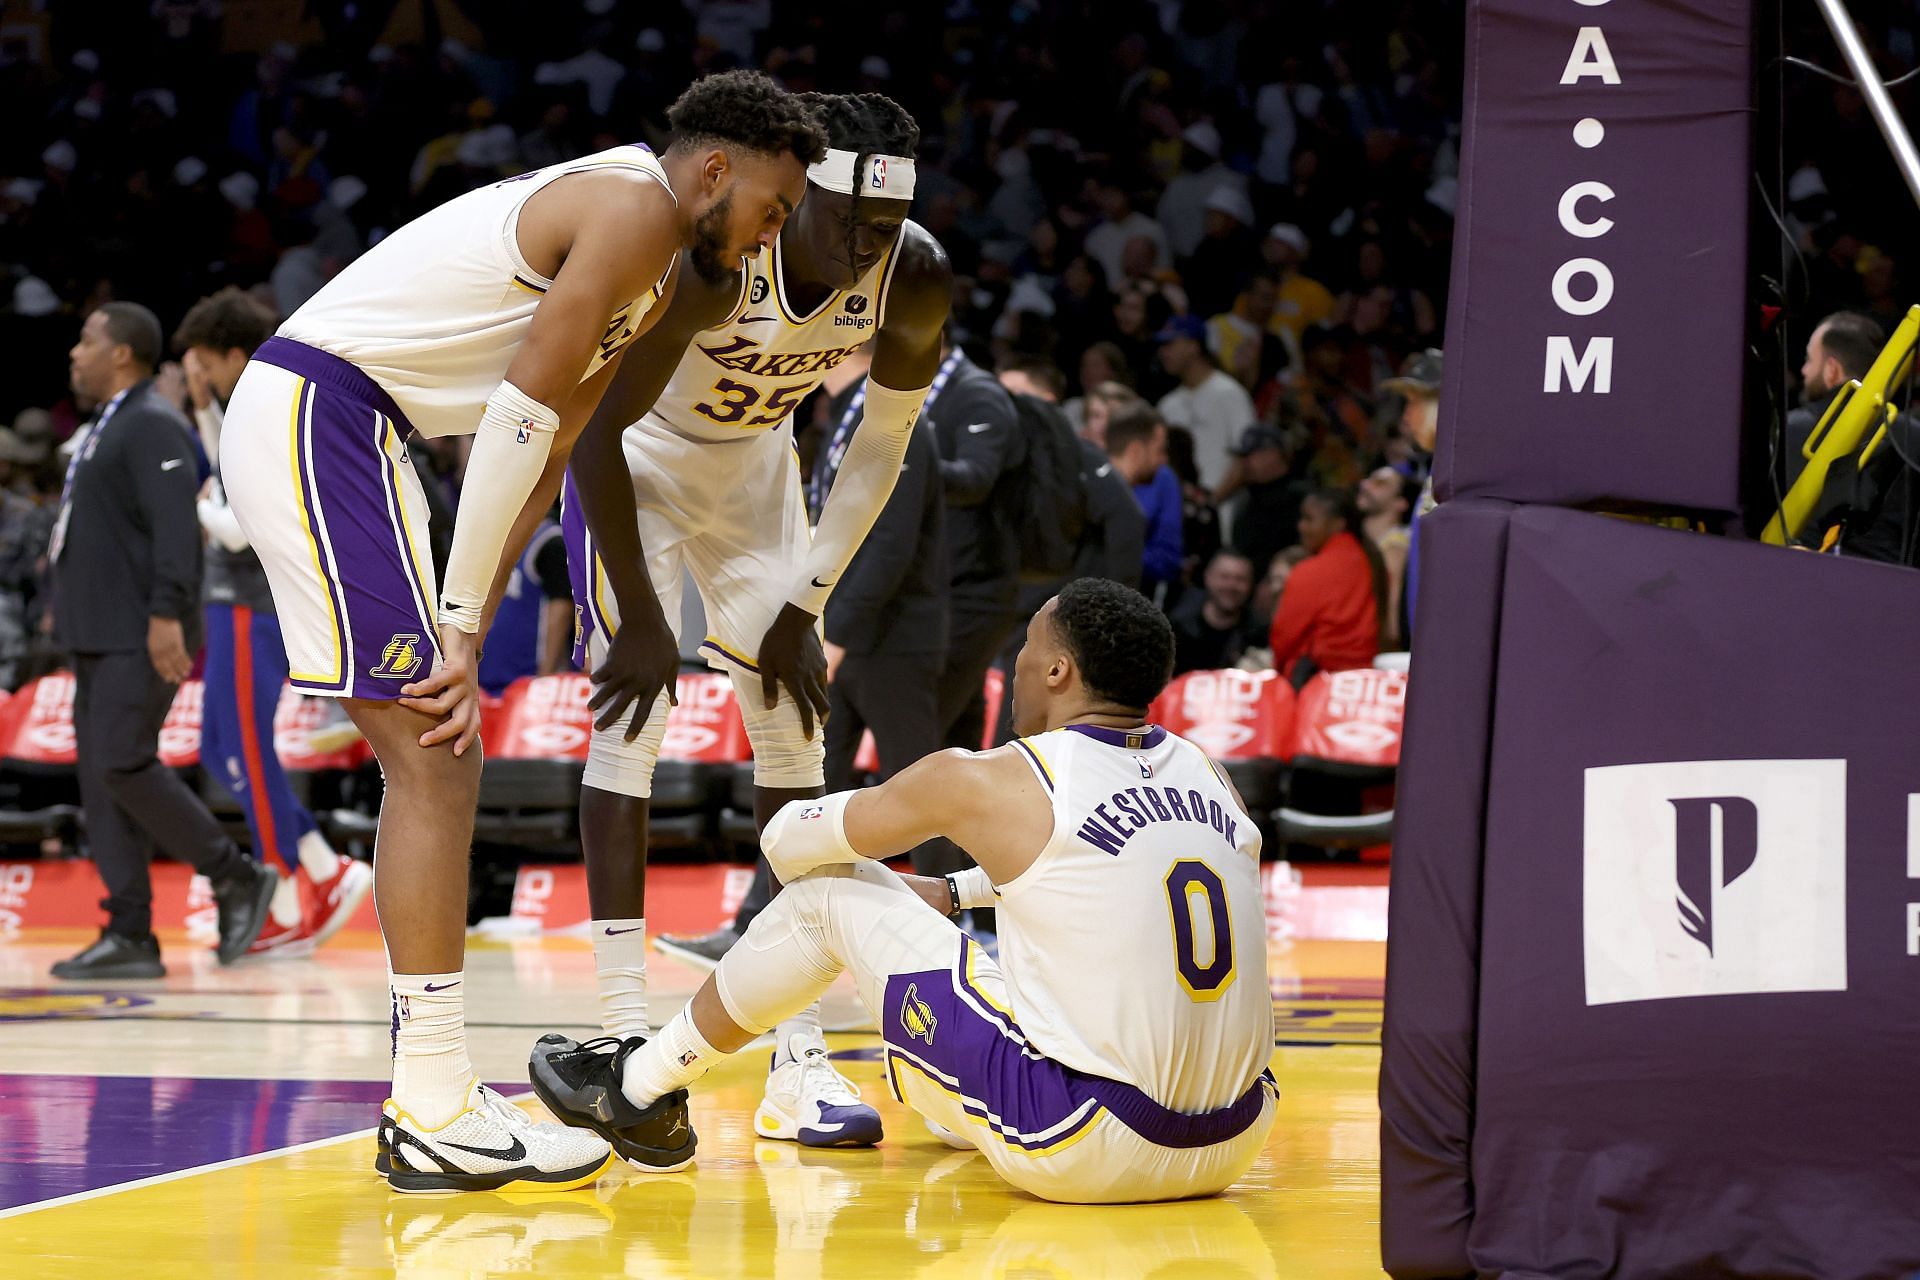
[[646, 231, 905, 442], [281, 145, 675, 439], [996, 724, 1272, 1114]]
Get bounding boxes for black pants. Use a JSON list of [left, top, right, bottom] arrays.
[[74, 650, 245, 937], [733, 650, 945, 933]]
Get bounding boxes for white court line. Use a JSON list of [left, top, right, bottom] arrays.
[[0, 1089, 536, 1221]]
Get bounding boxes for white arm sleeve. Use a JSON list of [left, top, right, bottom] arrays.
[[439, 380, 559, 633], [197, 495, 251, 553], [760, 791, 863, 883], [788, 379, 930, 616], [193, 401, 223, 468]]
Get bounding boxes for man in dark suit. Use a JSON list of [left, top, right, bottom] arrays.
[[49, 301, 275, 979]]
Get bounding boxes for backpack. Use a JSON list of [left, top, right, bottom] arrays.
[[1006, 393, 1088, 583]]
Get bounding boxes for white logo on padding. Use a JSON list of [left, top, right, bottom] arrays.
[[1583, 759, 1847, 1006]]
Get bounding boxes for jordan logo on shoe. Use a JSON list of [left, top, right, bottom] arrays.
[[442, 1135, 527, 1162]]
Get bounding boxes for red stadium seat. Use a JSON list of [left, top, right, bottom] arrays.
[[157, 679, 203, 769], [273, 687, 374, 772], [1151, 669, 1297, 811], [0, 672, 77, 767], [1277, 668, 1407, 850]]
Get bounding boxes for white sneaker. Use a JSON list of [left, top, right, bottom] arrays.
[[923, 1117, 976, 1150], [378, 1082, 616, 1193], [752, 1032, 884, 1148]]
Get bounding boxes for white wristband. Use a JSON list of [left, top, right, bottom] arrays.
[[761, 791, 860, 883], [948, 866, 996, 910], [439, 380, 559, 633]]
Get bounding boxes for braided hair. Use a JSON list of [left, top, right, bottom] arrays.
[[795, 92, 921, 264]]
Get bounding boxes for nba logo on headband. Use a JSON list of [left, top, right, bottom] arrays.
[[871, 158, 888, 190]]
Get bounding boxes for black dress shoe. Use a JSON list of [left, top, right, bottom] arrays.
[[51, 930, 165, 980], [211, 860, 278, 964]]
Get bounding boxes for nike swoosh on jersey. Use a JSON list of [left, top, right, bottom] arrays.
[[160, 458, 186, 471], [441, 1135, 528, 1162], [739, 315, 777, 324], [811, 576, 834, 588], [966, 422, 993, 434]]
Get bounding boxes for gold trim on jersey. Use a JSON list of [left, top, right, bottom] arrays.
[[1011, 738, 1056, 791], [285, 378, 349, 690]]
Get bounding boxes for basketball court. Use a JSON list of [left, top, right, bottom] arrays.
[[0, 870, 1385, 1278]]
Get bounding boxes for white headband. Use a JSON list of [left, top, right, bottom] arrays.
[[807, 148, 916, 199]]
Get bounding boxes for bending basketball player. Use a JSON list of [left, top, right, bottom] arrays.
[[219, 72, 827, 1193], [532, 580, 1278, 1203], [545, 93, 950, 1150]]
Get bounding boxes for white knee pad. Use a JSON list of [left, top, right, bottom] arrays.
[[580, 690, 670, 799], [716, 871, 843, 1034], [730, 669, 825, 789]]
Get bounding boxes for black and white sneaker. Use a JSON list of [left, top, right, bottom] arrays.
[[528, 1034, 698, 1172], [376, 1082, 615, 1194]]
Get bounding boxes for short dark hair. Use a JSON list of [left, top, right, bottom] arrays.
[[795, 91, 920, 159], [1082, 341, 1133, 388], [1050, 577, 1174, 710], [95, 302, 163, 372], [1817, 311, 1885, 381], [1105, 405, 1163, 458], [666, 71, 828, 167], [1001, 356, 1065, 399], [1207, 547, 1255, 574], [173, 286, 278, 357]]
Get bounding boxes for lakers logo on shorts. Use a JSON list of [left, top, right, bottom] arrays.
[[371, 633, 425, 680], [901, 982, 937, 1046]]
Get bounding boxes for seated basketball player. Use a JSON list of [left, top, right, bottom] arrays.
[[531, 579, 1278, 1204], [219, 72, 826, 1192], [546, 92, 950, 1149]]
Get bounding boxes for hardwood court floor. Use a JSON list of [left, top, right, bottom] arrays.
[[0, 926, 1384, 1279]]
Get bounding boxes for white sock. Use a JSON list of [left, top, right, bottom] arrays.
[[389, 970, 476, 1127], [621, 1005, 721, 1107], [268, 870, 301, 927], [297, 830, 343, 881], [773, 1004, 824, 1065], [592, 917, 649, 1040]]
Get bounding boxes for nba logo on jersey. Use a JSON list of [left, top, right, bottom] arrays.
[[515, 418, 531, 444], [371, 633, 426, 680], [1136, 756, 1153, 778], [871, 157, 888, 189], [798, 804, 825, 820]]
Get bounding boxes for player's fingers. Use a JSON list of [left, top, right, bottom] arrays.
[[399, 689, 460, 718], [786, 675, 816, 740], [593, 687, 639, 734], [416, 714, 465, 749], [452, 708, 481, 757], [762, 666, 779, 711], [401, 667, 458, 699]]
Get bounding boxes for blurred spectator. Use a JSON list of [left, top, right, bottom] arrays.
[[1084, 178, 1170, 288], [1171, 548, 1257, 676], [1076, 380, 1146, 449], [1220, 424, 1312, 581], [1281, 325, 1374, 487], [999, 360, 1142, 589], [1381, 348, 1442, 634], [1207, 272, 1286, 394], [1155, 314, 1255, 491], [1250, 544, 1310, 637], [1267, 487, 1386, 686], [1786, 311, 1885, 484], [1357, 464, 1420, 649], [1106, 405, 1182, 595], [1166, 425, 1222, 590], [1261, 223, 1335, 352], [1157, 121, 1246, 260], [1183, 184, 1260, 319]]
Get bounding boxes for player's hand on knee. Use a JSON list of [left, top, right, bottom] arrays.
[[588, 609, 678, 740], [401, 625, 483, 755], [758, 604, 830, 740]]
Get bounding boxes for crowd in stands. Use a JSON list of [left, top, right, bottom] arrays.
[[1, 1, 1911, 705]]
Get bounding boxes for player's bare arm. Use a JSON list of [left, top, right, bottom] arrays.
[[567, 256, 747, 736], [755, 225, 954, 739], [400, 172, 681, 751], [760, 744, 1052, 905]]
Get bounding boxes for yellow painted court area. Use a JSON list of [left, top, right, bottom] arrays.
[[0, 931, 1384, 1278]]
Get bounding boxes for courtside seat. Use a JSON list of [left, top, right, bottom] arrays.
[[1148, 668, 1298, 813], [475, 676, 588, 847], [1277, 667, 1406, 850]]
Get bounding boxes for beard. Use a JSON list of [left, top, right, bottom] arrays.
[[688, 191, 738, 287]]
